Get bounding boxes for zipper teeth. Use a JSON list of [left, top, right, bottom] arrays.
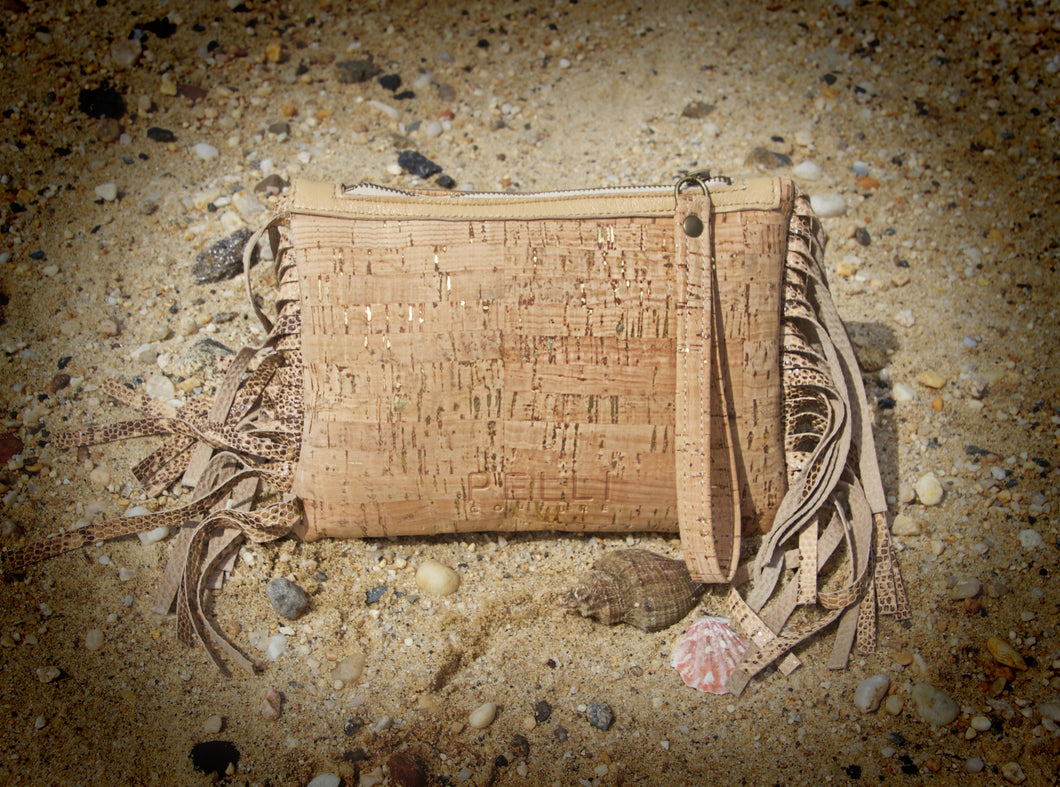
[[342, 180, 734, 199]]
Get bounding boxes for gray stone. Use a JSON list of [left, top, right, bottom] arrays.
[[192, 229, 254, 284], [586, 701, 614, 731], [911, 682, 959, 726], [266, 577, 309, 619]]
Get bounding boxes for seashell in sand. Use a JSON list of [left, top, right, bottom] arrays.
[[671, 616, 748, 694], [558, 549, 706, 632]]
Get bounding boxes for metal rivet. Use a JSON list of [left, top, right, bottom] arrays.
[[683, 214, 704, 238]]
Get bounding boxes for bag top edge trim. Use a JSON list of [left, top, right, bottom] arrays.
[[286, 176, 786, 221]]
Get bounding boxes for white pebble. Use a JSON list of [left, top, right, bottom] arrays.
[[264, 634, 287, 661], [88, 466, 112, 488], [84, 629, 104, 651], [137, 525, 170, 546], [415, 559, 460, 596], [1017, 529, 1042, 549], [203, 714, 224, 734], [792, 161, 822, 180], [367, 99, 399, 120], [965, 757, 984, 773], [891, 514, 921, 537], [892, 382, 917, 402], [950, 577, 980, 599], [912, 682, 959, 726], [809, 193, 847, 217], [144, 374, 176, 402], [359, 767, 385, 787], [118, 567, 137, 582], [914, 473, 944, 506], [884, 695, 904, 715], [853, 674, 890, 713], [194, 143, 219, 160], [330, 653, 366, 685], [970, 715, 992, 731], [36, 666, 61, 683], [468, 702, 498, 729], [893, 309, 916, 328], [94, 183, 118, 202], [307, 775, 341, 787], [423, 120, 443, 138]]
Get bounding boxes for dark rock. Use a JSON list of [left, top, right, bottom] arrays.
[[434, 174, 456, 190], [266, 577, 309, 619], [254, 174, 289, 196], [78, 85, 126, 120], [192, 228, 253, 284], [0, 432, 23, 464], [854, 227, 871, 246], [178, 83, 207, 102], [509, 733, 530, 760], [586, 701, 614, 730], [553, 725, 568, 742], [435, 83, 456, 102], [394, 90, 415, 100], [337, 59, 382, 84], [681, 100, 715, 119], [48, 373, 71, 395], [379, 73, 402, 91], [267, 121, 290, 136], [147, 127, 176, 143], [744, 146, 792, 169], [139, 17, 177, 39], [388, 751, 427, 787], [533, 700, 551, 723], [365, 585, 387, 604], [397, 150, 442, 179], [189, 741, 239, 779], [343, 718, 364, 736]]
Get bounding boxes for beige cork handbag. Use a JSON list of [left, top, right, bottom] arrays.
[[3, 172, 907, 693]]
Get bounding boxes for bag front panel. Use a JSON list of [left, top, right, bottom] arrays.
[[292, 212, 681, 539]]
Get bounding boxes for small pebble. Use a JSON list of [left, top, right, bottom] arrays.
[[193, 228, 253, 284], [891, 514, 921, 537], [911, 682, 959, 726], [330, 653, 366, 685], [194, 142, 219, 161], [965, 757, 984, 773], [468, 702, 497, 729], [792, 161, 822, 180], [893, 309, 916, 328], [110, 38, 141, 68], [809, 193, 847, 217], [365, 585, 387, 604], [892, 382, 916, 402], [264, 634, 287, 661], [36, 666, 61, 683], [203, 714, 224, 734], [84, 629, 104, 651], [1000, 762, 1026, 784], [986, 636, 1027, 670], [94, 183, 118, 202], [586, 701, 614, 731], [853, 674, 890, 713], [533, 700, 552, 723], [306, 775, 341, 787], [969, 715, 992, 732], [917, 370, 947, 389], [387, 751, 427, 787], [949, 577, 980, 600], [144, 374, 176, 402], [397, 150, 442, 179], [415, 559, 460, 596], [1037, 697, 1060, 721], [147, 127, 176, 143], [914, 473, 944, 506], [883, 695, 903, 715], [259, 687, 282, 721], [1017, 529, 1042, 549], [423, 120, 443, 138], [137, 525, 170, 546]]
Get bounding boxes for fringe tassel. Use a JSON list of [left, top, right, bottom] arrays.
[[724, 192, 909, 695]]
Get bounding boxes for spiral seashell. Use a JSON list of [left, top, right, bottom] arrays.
[[558, 549, 707, 632]]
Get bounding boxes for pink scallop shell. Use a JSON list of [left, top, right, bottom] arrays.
[[671, 616, 748, 694]]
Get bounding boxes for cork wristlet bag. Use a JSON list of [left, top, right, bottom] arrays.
[[3, 173, 907, 692]]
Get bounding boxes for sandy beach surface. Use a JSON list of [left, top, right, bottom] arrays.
[[1, 1, 1058, 785]]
